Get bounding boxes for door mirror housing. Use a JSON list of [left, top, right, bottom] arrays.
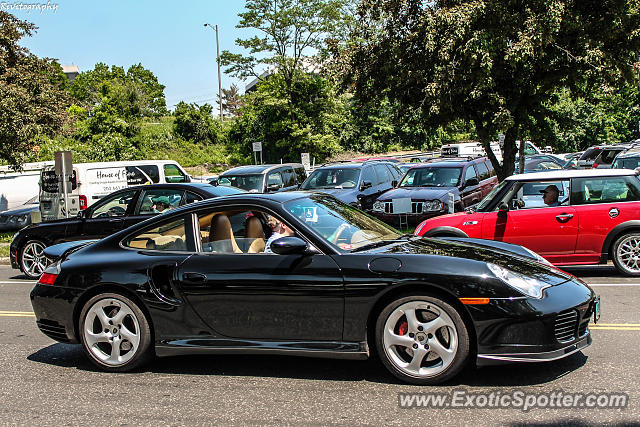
[[497, 202, 509, 217], [266, 183, 281, 192], [77, 210, 86, 219], [465, 177, 479, 187], [391, 180, 398, 188], [360, 180, 372, 191], [270, 236, 308, 255]]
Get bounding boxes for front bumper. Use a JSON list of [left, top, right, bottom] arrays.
[[477, 334, 591, 365], [371, 210, 447, 226]]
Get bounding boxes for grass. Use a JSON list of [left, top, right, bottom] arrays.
[[0, 246, 9, 258], [0, 232, 14, 243]]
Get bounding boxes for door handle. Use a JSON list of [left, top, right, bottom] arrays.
[[556, 213, 574, 222], [108, 218, 124, 223], [182, 272, 206, 283]]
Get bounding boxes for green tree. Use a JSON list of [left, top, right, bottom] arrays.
[[220, 84, 243, 117], [0, 12, 70, 168], [227, 71, 343, 163], [173, 102, 223, 143], [346, 0, 640, 179]]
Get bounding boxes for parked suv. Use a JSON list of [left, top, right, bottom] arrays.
[[218, 164, 307, 193], [577, 144, 631, 169], [414, 169, 640, 275], [300, 161, 402, 210], [612, 147, 640, 170], [372, 157, 498, 225]]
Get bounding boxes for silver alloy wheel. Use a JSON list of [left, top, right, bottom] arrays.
[[83, 297, 141, 367], [21, 241, 49, 279], [616, 235, 640, 274], [383, 300, 458, 378]]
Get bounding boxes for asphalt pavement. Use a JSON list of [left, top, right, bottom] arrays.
[[0, 264, 638, 426]]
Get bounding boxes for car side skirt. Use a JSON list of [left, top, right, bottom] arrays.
[[476, 334, 591, 366], [155, 338, 370, 360]]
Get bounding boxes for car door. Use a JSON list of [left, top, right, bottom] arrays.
[[357, 166, 379, 210], [265, 170, 284, 193], [175, 207, 344, 341], [76, 189, 139, 240], [481, 179, 578, 263], [460, 165, 482, 208]]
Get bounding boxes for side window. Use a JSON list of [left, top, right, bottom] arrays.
[[185, 191, 203, 205], [90, 190, 137, 219], [486, 161, 495, 176], [164, 164, 188, 183], [361, 167, 376, 186], [138, 189, 185, 215], [464, 165, 477, 184], [387, 165, 402, 180], [126, 165, 160, 185], [508, 180, 569, 209], [572, 177, 640, 205], [475, 162, 490, 181], [267, 172, 284, 189], [125, 217, 188, 251], [524, 142, 537, 156], [374, 164, 393, 185], [197, 209, 296, 254], [282, 168, 296, 187]]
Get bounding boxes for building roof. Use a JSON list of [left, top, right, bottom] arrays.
[[61, 65, 79, 74]]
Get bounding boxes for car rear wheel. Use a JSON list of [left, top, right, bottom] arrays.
[[20, 240, 49, 280], [375, 295, 469, 385], [612, 233, 640, 276], [79, 293, 153, 372]]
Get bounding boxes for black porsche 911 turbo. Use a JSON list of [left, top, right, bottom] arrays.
[[30, 191, 599, 385], [11, 183, 244, 279]]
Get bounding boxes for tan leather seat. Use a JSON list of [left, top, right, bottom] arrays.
[[210, 214, 242, 253], [245, 215, 266, 253]]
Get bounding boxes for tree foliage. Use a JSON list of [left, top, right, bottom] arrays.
[[346, 0, 640, 179], [0, 11, 70, 168], [221, 84, 242, 117], [173, 102, 224, 144]]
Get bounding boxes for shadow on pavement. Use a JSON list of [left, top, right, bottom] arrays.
[[562, 265, 620, 278], [27, 343, 589, 386]]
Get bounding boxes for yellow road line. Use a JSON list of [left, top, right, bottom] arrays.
[[590, 326, 640, 330], [595, 323, 640, 326], [0, 313, 35, 317], [0, 311, 35, 315]]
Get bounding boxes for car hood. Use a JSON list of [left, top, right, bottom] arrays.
[[363, 237, 573, 285], [378, 187, 457, 201], [0, 205, 39, 216]]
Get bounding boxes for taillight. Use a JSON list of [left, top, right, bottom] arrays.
[[38, 272, 58, 285], [79, 195, 87, 210], [592, 163, 599, 169]]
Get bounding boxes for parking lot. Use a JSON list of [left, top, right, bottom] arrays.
[[0, 264, 637, 425]]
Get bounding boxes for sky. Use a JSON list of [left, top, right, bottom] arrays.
[[10, 0, 254, 111]]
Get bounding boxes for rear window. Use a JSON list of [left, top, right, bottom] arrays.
[[580, 148, 601, 161], [41, 169, 78, 193]]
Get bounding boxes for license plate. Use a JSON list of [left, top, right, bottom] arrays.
[[593, 297, 601, 324]]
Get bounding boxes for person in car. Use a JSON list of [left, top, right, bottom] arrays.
[[264, 215, 296, 253], [152, 196, 172, 213], [540, 185, 560, 207]]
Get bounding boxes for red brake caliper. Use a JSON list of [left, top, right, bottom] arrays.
[[398, 320, 408, 336]]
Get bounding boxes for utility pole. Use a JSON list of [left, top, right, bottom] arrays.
[[204, 23, 223, 121]]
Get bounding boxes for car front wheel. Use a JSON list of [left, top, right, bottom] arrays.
[[79, 293, 153, 372], [20, 239, 49, 279], [612, 232, 640, 276], [375, 295, 470, 385]]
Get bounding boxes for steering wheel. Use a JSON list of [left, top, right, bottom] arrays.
[[331, 223, 354, 244], [108, 206, 126, 217]]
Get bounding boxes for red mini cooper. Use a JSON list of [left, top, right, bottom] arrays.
[[415, 169, 640, 275]]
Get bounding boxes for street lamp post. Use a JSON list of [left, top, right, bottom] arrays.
[[204, 23, 223, 121]]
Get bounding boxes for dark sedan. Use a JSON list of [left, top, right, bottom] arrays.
[[0, 196, 39, 232], [11, 183, 244, 279], [31, 192, 598, 385]]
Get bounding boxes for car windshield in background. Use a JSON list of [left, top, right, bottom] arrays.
[[613, 158, 640, 169], [301, 168, 360, 190], [218, 174, 263, 192], [399, 167, 462, 187], [284, 195, 402, 251]]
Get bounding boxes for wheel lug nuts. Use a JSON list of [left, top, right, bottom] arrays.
[[412, 344, 418, 349], [428, 333, 433, 339], [408, 333, 414, 338], [417, 326, 423, 331], [424, 344, 429, 349]]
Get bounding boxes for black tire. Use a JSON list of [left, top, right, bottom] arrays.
[[375, 294, 470, 385], [79, 293, 153, 372], [612, 232, 640, 276], [20, 239, 49, 280]]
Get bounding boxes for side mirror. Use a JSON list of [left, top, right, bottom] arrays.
[[267, 184, 281, 192], [270, 236, 308, 255], [77, 210, 86, 219], [391, 180, 398, 188], [497, 202, 509, 217], [297, 183, 302, 189], [465, 177, 479, 187], [360, 181, 372, 191]]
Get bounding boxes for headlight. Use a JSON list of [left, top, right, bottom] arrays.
[[373, 201, 384, 212], [487, 263, 551, 299], [422, 200, 444, 211]]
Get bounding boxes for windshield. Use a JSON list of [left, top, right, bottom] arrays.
[[301, 168, 360, 190], [284, 195, 402, 251], [476, 180, 509, 212], [399, 167, 462, 187], [218, 174, 263, 192]]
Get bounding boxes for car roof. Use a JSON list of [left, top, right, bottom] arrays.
[[615, 148, 640, 158], [220, 164, 303, 175], [419, 157, 487, 167], [506, 169, 638, 181]]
